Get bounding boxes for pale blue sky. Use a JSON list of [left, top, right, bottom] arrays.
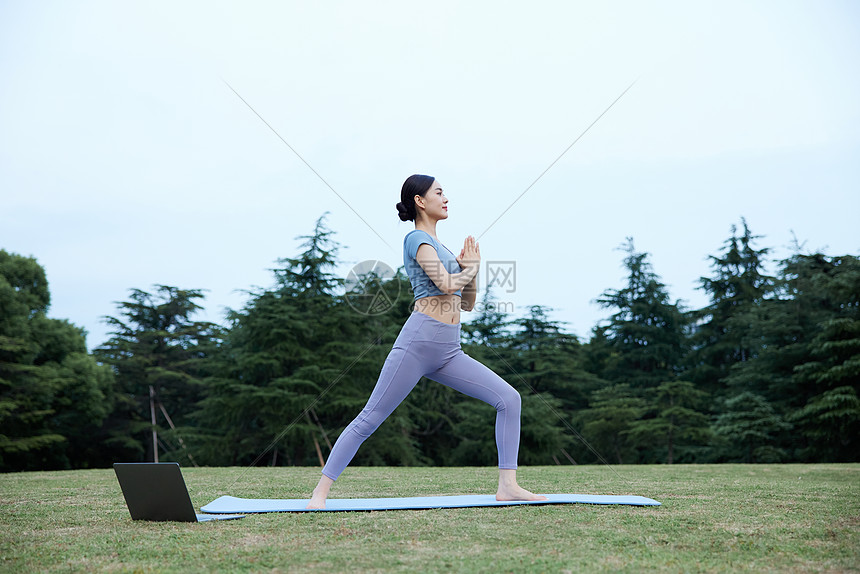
[[2, 1, 858, 349]]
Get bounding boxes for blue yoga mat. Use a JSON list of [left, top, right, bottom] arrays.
[[202, 493, 661, 513]]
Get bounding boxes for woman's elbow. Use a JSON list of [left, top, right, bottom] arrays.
[[460, 294, 476, 311]]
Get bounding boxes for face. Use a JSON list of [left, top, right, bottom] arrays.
[[415, 180, 448, 221]]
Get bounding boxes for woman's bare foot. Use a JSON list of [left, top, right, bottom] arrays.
[[496, 484, 548, 501], [496, 468, 548, 501], [306, 475, 334, 510]]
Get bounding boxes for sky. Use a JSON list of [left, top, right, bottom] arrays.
[[2, 1, 859, 350]]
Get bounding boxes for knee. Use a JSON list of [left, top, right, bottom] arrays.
[[498, 384, 521, 414], [347, 410, 384, 438]]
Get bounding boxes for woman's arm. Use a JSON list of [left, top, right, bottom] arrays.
[[415, 244, 478, 295], [460, 272, 478, 311], [456, 237, 480, 310]]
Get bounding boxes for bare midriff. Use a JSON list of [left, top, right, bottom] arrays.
[[413, 294, 462, 324]]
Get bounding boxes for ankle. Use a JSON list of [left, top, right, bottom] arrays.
[[312, 485, 330, 498], [498, 469, 519, 487], [312, 475, 334, 498]]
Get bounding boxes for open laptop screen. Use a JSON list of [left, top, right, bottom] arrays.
[[113, 462, 243, 522]]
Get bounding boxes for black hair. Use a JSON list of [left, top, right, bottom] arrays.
[[396, 174, 435, 222]]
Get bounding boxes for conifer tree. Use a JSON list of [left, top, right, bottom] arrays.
[[786, 253, 860, 460], [95, 285, 221, 463], [504, 305, 597, 409], [712, 391, 791, 463], [574, 384, 647, 464], [592, 238, 686, 389], [689, 219, 774, 394], [721, 251, 859, 461], [625, 380, 712, 464], [790, 386, 859, 462]]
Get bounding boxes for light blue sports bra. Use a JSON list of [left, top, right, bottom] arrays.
[[403, 230, 463, 300]]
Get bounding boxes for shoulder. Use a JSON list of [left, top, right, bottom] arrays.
[[404, 230, 437, 260], [404, 230, 436, 248], [404, 229, 434, 242]]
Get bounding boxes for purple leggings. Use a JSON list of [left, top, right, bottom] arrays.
[[321, 311, 521, 480]]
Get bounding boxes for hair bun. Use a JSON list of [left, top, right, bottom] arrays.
[[396, 201, 411, 222]]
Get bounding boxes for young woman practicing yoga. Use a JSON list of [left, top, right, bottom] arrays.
[[306, 174, 546, 509]]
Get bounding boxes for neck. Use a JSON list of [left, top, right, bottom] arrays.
[[414, 218, 437, 237]]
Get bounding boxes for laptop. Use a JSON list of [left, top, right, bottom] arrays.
[[114, 462, 244, 522]]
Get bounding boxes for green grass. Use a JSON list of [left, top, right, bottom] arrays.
[[1, 464, 857, 573]]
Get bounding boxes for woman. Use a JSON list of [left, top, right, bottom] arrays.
[[307, 174, 545, 509]]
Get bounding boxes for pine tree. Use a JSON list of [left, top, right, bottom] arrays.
[[722, 251, 860, 461], [690, 219, 774, 394], [592, 238, 686, 389], [786, 253, 860, 461], [504, 305, 598, 410], [574, 384, 648, 464], [625, 380, 712, 464], [790, 386, 859, 462], [95, 285, 222, 463], [712, 392, 791, 463]]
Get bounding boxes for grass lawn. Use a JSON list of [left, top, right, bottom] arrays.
[[1, 464, 857, 573]]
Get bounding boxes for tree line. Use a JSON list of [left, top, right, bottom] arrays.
[[1, 216, 857, 472]]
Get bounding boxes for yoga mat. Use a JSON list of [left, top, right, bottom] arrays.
[[202, 493, 661, 513]]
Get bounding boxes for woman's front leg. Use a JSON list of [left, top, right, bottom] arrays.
[[305, 341, 429, 509]]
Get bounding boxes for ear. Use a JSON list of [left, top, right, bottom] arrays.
[[414, 194, 425, 209]]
